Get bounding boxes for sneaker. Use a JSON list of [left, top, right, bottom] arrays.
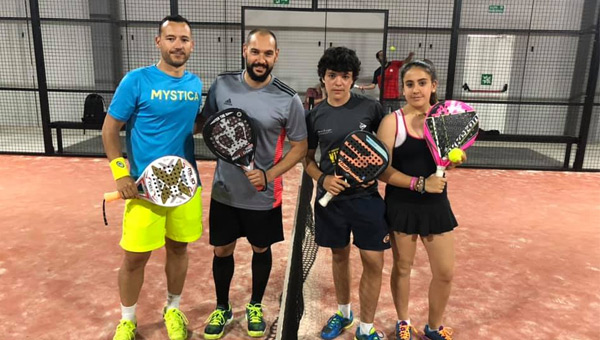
[[320, 311, 354, 339], [245, 302, 267, 337], [113, 319, 136, 340], [422, 325, 454, 340], [354, 327, 383, 340], [163, 307, 189, 340], [203, 304, 233, 339], [396, 321, 420, 340]]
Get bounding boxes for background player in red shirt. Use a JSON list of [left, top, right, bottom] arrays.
[[357, 49, 414, 114]]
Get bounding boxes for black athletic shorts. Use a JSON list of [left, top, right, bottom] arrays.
[[314, 192, 390, 251], [209, 199, 284, 248]]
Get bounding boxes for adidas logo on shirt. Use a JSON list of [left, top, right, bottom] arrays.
[[224, 98, 232, 106]]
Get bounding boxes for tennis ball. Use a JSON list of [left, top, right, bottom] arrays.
[[448, 148, 464, 163], [389, 46, 396, 51]]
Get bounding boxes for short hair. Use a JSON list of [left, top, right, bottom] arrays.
[[317, 46, 361, 83], [400, 59, 439, 105], [375, 50, 383, 59], [158, 15, 191, 35], [246, 29, 278, 49]]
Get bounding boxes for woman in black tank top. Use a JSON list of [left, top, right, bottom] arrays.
[[376, 60, 466, 340]]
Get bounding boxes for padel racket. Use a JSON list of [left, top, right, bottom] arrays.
[[202, 107, 264, 191], [423, 100, 479, 177], [318, 130, 389, 207], [104, 155, 198, 206]]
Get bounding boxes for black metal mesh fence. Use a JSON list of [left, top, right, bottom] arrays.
[[0, 0, 599, 167]]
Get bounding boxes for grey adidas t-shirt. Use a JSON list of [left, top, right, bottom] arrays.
[[201, 71, 307, 210]]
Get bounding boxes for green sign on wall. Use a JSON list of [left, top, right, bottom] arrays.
[[481, 74, 493, 86], [489, 5, 505, 13], [274, 0, 290, 4]]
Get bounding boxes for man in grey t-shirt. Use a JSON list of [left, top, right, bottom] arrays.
[[199, 29, 307, 339]]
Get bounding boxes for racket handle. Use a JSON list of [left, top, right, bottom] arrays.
[[436, 165, 446, 177], [103, 191, 122, 202], [319, 192, 334, 207]]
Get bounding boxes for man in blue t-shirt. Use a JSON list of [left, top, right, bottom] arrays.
[[102, 15, 202, 340]]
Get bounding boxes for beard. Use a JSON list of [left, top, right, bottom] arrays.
[[246, 61, 273, 82], [163, 50, 189, 68]]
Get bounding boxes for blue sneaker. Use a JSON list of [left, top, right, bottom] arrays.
[[422, 324, 454, 340], [354, 327, 383, 340], [320, 311, 354, 339], [395, 321, 420, 340]]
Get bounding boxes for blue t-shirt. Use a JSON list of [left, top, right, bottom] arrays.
[[108, 65, 203, 181]]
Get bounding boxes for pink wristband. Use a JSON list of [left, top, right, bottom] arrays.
[[409, 177, 417, 191]]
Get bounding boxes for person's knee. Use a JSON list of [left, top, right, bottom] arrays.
[[361, 252, 384, 274], [331, 246, 350, 263], [122, 251, 151, 271], [165, 239, 188, 256], [214, 242, 236, 257], [393, 257, 414, 278], [251, 245, 269, 254], [433, 267, 454, 283]]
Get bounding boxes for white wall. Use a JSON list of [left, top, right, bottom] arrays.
[[0, 0, 595, 138], [244, 9, 386, 97]]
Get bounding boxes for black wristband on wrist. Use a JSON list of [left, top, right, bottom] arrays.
[[317, 173, 327, 187], [260, 169, 268, 192]]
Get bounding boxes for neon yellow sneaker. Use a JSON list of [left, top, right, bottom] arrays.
[[163, 307, 189, 340], [245, 303, 266, 337], [204, 304, 233, 339], [113, 319, 136, 340]]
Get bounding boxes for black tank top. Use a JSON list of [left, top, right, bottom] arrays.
[[385, 110, 448, 203]]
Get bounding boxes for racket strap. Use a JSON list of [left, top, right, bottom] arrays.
[[102, 199, 109, 226]]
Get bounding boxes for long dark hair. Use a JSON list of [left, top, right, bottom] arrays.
[[400, 59, 438, 105]]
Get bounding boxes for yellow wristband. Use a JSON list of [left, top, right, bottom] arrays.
[[109, 157, 130, 180]]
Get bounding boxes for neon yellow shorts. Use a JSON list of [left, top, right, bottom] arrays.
[[120, 187, 203, 252]]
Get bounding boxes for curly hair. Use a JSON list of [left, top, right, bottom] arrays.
[[317, 47, 361, 84]]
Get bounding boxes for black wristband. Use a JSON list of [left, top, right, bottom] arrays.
[[317, 173, 327, 187], [260, 169, 268, 192]]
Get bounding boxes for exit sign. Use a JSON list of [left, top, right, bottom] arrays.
[[274, 0, 289, 4], [481, 74, 493, 86], [489, 5, 505, 13]]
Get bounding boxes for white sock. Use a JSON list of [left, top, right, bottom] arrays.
[[166, 292, 181, 310], [121, 303, 137, 322], [399, 319, 411, 325], [338, 303, 351, 318], [359, 322, 373, 335]]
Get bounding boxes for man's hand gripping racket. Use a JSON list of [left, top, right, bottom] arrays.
[[202, 108, 265, 191], [319, 130, 389, 207], [423, 100, 479, 177], [103, 155, 198, 206]]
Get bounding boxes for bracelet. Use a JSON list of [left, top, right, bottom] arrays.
[[109, 157, 130, 180], [317, 173, 327, 187], [416, 176, 425, 194], [260, 169, 268, 192], [409, 177, 417, 191]]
